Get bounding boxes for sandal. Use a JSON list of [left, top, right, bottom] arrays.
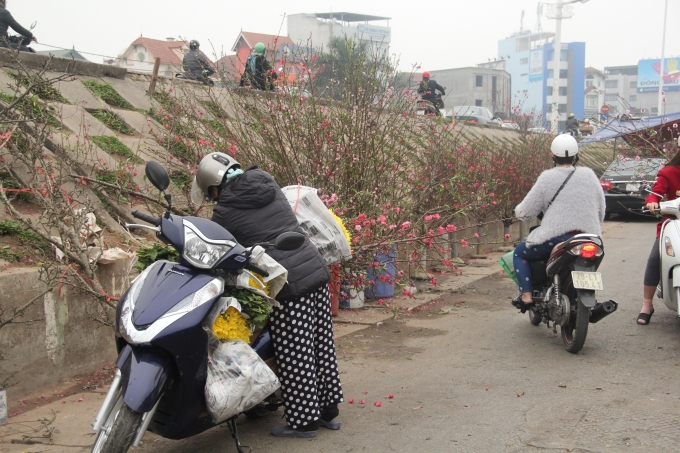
[[636, 308, 655, 325], [511, 296, 535, 313]]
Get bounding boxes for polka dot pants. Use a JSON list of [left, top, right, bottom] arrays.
[[270, 285, 343, 429], [513, 233, 577, 292]]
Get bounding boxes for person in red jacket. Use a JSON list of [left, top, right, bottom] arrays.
[[640, 137, 680, 324]]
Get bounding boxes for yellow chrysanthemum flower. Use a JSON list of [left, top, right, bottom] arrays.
[[329, 209, 352, 253], [212, 306, 252, 343]]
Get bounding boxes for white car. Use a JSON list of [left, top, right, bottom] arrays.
[[448, 106, 502, 126]]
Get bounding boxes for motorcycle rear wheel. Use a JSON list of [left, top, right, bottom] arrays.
[[528, 309, 542, 326], [560, 278, 589, 353], [93, 400, 143, 453]]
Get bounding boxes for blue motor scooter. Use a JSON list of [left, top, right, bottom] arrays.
[[90, 161, 304, 453]]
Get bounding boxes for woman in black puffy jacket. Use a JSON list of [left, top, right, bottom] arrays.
[[193, 152, 343, 438]]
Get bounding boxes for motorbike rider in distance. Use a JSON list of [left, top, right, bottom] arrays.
[[511, 134, 606, 309], [417, 71, 445, 116], [0, 0, 36, 49], [565, 113, 580, 136], [182, 40, 215, 86], [240, 42, 278, 91]]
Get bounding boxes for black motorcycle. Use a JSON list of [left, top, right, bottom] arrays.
[[1, 21, 37, 53], [511, 234, 618, 353]]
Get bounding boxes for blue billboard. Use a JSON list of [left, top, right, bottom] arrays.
[[637, 58, 680, 92]]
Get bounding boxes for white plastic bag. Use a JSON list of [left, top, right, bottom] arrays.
[[205, 340, 280, 424], [281, 185, 352, 265]]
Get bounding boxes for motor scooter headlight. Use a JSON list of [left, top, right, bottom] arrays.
[[182, 222, 235, 269]]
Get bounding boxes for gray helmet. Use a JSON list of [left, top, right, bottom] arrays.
[[189, 40, 200, 50], [190, 152, 241, 205]]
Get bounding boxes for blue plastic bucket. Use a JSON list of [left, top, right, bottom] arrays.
[[364, 248, 397, 299]]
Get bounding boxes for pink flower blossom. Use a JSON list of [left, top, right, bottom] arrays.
[[474, 233, 479, 238], [425, 215, 433, 221], [355, 225, 362, 231], [401, 221, 411, 230], [446, 224, 457, 233], [461, 239, 469, 247], [504, 233, 511, 239], [430, 277, 438, 286]]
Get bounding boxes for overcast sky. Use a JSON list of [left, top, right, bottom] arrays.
[[11, 0, 680, 71]]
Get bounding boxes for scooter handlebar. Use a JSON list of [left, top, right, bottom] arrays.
[[245, 261, 270, 278], [132, 210, 161, 226]]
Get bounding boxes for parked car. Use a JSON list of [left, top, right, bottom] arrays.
[[500, 120, 520, 130], [527, 127, 551, 134], [600, 158, 665, 218], [448, 106, 502, 125]]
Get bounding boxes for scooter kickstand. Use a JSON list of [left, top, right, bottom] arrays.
[[227, 417, 251, 453]]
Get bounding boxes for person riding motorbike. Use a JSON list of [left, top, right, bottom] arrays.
[[417, 71, 445, 116], [511, 134, 606, 308], [192, 153, 343, 438], [565, 113, 580, 136], [639, 136, 680, 325], [182, 40, 214, 86], [240, 42, 278, 91], [0, 0, 36, 50]]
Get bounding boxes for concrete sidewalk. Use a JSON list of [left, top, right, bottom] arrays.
[[0, 252, 505, 453]]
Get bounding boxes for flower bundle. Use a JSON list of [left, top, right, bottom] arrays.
[[222, 288, 271, 328], [212, 306, 251, 343]]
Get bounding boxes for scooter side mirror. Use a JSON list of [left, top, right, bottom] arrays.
[[30, 21, 37, 30], [145, 161, 170, 192], [274, 232, 306, 251]]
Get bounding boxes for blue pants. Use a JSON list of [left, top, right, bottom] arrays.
[[513, 233, 576, 293]]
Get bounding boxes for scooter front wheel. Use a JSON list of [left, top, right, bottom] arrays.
[[92, 397, 143, 453]]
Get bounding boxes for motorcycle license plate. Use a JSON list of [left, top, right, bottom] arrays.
[[571, 271, 603, 291], [625, 183, 640, 193]]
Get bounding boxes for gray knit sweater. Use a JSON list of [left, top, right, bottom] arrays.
[[515, 166, 606, 246]]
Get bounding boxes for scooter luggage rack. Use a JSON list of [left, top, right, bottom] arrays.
[[227, 417, 251, 453]]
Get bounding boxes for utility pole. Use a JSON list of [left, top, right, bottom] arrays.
[[658, 0, 668, 116], [550, 0, 563, 134]]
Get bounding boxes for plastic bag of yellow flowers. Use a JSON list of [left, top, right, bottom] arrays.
[[212, 306, 252, 343]]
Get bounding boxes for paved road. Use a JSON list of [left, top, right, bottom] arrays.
[[128, 215, 680, 453], [4, 215, 678, 453]]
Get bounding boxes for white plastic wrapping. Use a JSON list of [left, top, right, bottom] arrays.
[[281, 185, 352, 265], [205, 339, 280, 423], [222, 246, 287, 304]]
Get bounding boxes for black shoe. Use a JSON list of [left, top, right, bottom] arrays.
[[511, 296, 535, 313], [319, 405, 341, 430]]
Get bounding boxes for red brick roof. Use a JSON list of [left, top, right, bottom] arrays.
[[231, 31, 294, 53], [126, 37, 188, 65], [215, 54, 244, 77]]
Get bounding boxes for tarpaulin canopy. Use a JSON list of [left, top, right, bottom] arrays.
[[579, 111, 680, 148]]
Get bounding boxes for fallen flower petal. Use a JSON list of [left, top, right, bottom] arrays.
[[388, 394, 395, 399], [374, 401, 382, 407], [359, 400, 366, 405], [348, 398, 355, 404]]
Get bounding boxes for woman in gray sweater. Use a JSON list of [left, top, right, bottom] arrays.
[[512, 134, 606, 307]]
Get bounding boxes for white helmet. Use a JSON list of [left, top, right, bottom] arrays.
[[190, 152, 241, 205], [551, 134, 579, 158]]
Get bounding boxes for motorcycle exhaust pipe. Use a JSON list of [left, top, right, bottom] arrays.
[[589, 300, 618, 324]]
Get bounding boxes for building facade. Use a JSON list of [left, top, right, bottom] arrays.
[[544, 41, 586, 131], [584, 67, 606, 120], [497, 31, 554, 116], [497, 30, 585, 131], [603, 60, 680, 118], [428, 67, 511, 115], [115, 37, 192, 78], [287, 13, 391, 52]]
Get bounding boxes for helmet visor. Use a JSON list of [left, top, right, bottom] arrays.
[[190, 176, 205, 206]]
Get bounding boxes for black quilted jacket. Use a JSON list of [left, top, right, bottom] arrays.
[[211, 168, 329, 301]]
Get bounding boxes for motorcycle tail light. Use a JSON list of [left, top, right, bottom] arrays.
[[580, 243, 600, 259], [569, 242, 603, 258], [665, 236, 675, 257], [600, 180, 613, 190], [468, 119, 477, 123]]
